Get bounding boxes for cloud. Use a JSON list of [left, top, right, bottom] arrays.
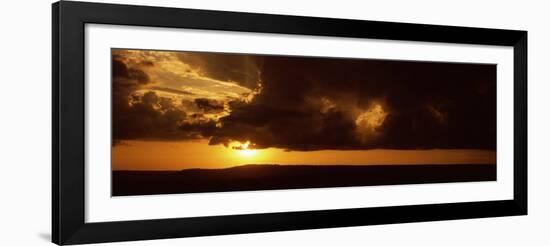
[[112, 57, 213, 145], [112, 50, 496, 151], [194, 98, 225, 113], [112, 58, 151, 85], [176, 52, 261, 89], [207, 56, 496, 151], [112, 50, 251, 145], [149, 86, 195, 96]]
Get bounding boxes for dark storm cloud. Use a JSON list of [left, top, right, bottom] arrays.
[[113, 91, 189, 140], [179, 118, 218, 138], [194, 98, 225, 113], [209, 102, 360, 151], [112, 58, 150, 85], [208, 56, 496, 151]]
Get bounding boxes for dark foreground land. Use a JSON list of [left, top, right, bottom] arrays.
[[112, 164, 496, 196]]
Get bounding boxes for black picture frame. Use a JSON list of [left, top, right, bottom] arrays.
[[52, 1, 527, 245]]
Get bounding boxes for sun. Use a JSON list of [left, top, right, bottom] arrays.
[[239, 149, 258, 158], [230, 141, 258, 158]]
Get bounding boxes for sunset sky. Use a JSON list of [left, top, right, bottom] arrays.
[[112, 49, 496, 170]]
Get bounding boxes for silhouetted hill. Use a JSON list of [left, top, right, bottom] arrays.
[[112, 164, 496, 196]]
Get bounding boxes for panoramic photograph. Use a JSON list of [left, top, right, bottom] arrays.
[[111, 48, 497, 196]]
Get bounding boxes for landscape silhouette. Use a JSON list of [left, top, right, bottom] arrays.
[[113, 164, 496, 196]]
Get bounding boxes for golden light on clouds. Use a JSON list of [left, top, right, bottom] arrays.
[[319, 97, 336, 113], [355, 102, 389, 142], [355, 103, 388, 129], [112, 49, 259, 123], [427, 105, 447, 124]]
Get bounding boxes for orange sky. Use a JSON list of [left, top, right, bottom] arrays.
[[112, 140, 496, 170]]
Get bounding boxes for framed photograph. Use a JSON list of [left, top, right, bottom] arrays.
[[52, 1, 527, 245]]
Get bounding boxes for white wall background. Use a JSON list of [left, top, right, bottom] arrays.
[[0, 0, 548, 245]]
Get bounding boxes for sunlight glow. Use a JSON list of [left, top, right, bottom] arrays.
[[355, 103, 388, 130], [239, 149, 258, 158], [230, 141, 259, 158]]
